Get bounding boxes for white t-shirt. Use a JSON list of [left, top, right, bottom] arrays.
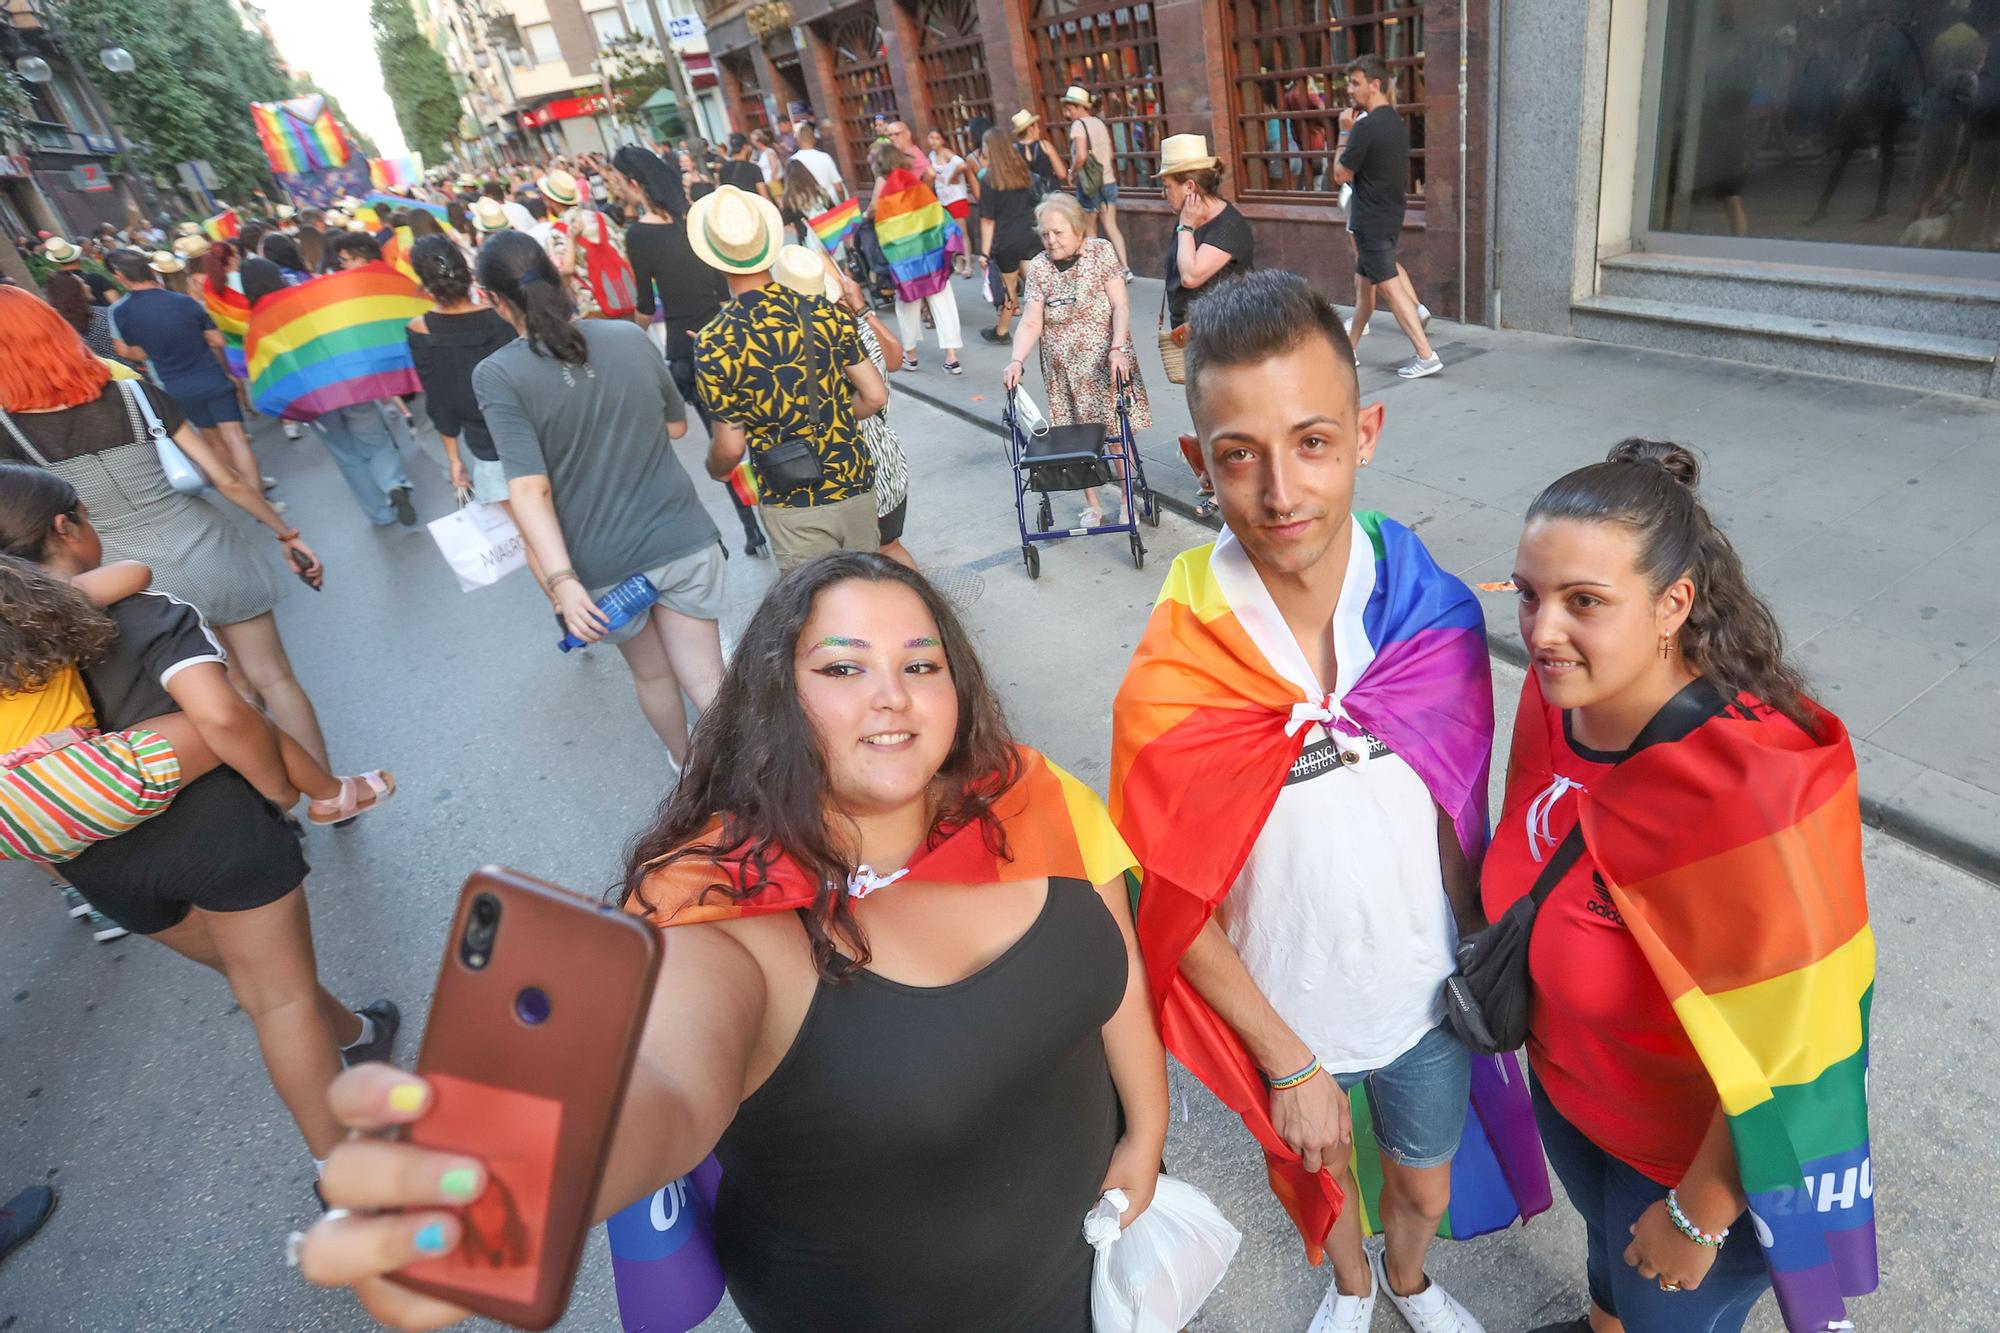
[[1211, 520, 1456, 1074], [502, 199, 537, 233], [931, 150, 969, 206], [791, 147, 844, 199]]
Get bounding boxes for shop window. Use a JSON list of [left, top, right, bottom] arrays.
[[1031, 0, 1167, 190], [825, 12, 898, 184], [524, 21, 563, 67], [1225, 0, 1424, 199], [917, 0, 995, 157]]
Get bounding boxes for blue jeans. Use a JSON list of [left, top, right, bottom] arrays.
[[313, 401, 411, 525], [1333, 1023, 1470, 1169], [1533, 1081, 1771, 1332]]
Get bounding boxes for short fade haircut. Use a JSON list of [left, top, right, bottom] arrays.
[[104, 247, 155, 283], [1184, 269, 1356, 418], [327, 230, 382, 265], [1346, 54, 1390, 88]]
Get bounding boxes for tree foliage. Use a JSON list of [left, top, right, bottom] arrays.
[[51, 0, 293, 197], [601, 35, 671, 127], [372, 0, 459, 164]]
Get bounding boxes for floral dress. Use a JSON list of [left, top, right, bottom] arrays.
[[1021, 238, 1150, 431]]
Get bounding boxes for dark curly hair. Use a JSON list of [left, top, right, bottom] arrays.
[[409, 235, 470, 304], [620, 553, 1022, 981], [0, 555, 117, 696]]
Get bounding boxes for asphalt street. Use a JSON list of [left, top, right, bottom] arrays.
[[0, 384, 1990, 1332]]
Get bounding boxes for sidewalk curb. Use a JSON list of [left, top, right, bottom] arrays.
[[899, 371, 2000, 887]]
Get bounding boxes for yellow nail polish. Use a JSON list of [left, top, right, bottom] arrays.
[[388, 1083, 427, 1114]]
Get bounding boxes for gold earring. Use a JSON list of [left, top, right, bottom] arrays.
[[1659, 635, 1675, 659]]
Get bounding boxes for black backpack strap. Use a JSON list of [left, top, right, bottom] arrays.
[[1528, 824, 1588, 909]]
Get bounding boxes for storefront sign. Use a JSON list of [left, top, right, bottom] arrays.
[[518, 94, 610, 129], [667, 15, 704, 40], [70, 164, 112, 193]]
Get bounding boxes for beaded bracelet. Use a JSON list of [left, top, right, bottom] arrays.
[[1263, 1057, 1322, 1092], [1666, 1189, 1729, 1247]]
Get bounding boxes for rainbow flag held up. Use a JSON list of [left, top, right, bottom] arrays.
[[869, 168, 960, 303], [806, 197, 860, 254], [1511, 673, 1877, 1331], [1112, 514, 1549, 1262], [368, 192, 448, 225], [246, 261, 431, 421], [201, 209, 240, 243], [202, 279, 252, 380], [726, 459, 759, 508], [249, 95, 353, 175]]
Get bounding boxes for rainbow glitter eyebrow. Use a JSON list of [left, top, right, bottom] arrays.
[[816, 636, 868, 649], [906, 637, 940, 648]]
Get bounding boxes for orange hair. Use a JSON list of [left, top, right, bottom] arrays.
[[0, 287, 111, 412]]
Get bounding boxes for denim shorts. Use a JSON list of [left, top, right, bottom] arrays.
[[1333, 1024, 1470, 1169], [1077, 178, 1119, 211], [175, 384, 244, 429]]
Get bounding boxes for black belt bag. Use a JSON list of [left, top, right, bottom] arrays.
[[754, 290, 830, 497], [1443, 825, 1585, 1056]]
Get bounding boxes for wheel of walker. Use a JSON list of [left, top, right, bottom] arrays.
[[1129, 531, 1145, 570], [1142, 492, 1161, 527], [1036, 497, 1053, 532], [1023, 544, 1041, 580]]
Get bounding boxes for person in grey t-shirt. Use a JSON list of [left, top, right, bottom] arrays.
[[473, 231, 726, 761]]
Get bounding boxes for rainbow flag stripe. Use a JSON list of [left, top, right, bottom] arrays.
[[870, 168, 959, 303], [1512, 674, 1877, 1330], [633, 746, 1134, 928], [368, 192, 448, 224], [203, 280, 251, 380], [1112, 514, 1549, 1261], [807, 197, 861, 253], [201, 209, 240, 243], [245, 262, 430, 422], [249, 96, 352, 175]]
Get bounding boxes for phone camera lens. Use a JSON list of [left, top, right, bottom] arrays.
[[461, 894, 502, 970], [515, 987, 552, 1026]]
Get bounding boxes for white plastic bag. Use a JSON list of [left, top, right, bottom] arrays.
[[426, 501, 527, 591], [1084, 1176, 1242, 1333]]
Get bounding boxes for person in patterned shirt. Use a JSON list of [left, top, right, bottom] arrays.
[[691, 186, 888, 572], [540, 169, 633, 321]]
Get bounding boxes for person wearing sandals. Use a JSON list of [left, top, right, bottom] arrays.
[[0, 467, 400, 1187], [1001, 194, 1148, 529]]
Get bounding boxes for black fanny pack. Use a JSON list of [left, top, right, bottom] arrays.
[[1443, 825, 1584, 1056], [755, 290, 830, 496]]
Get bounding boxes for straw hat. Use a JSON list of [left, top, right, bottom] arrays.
[[176, 221, 204, 237], [172, 234, 212, 260], [1009, 109, 1040, 135], [147, 250, 186, 275], [538, 170, 581, 208], [1156, 133, 1221, 178], [275, 204, 297, 220], [454, 174, 477, 189], [1061, 85, 1095, 107], [685, 184, 786, 276], [772, 243, 840, 302], [470, 197, 512, 233], [40, 237, 82, 264]]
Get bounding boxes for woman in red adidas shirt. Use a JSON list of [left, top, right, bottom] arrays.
[[1487, 439, 1828, 1333]]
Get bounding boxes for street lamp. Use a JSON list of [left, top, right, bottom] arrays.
[[15, 54, 52, 82], [98, 45, 133, 74]]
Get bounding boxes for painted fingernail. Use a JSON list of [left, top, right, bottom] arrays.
[[439, 1168, 479, 1201], [387, 1083, 427, 1115], [414, 1223, 448, 1255]]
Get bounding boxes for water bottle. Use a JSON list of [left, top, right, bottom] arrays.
[[604, 1155, 726, 1332], [556, 573, 659, 652]]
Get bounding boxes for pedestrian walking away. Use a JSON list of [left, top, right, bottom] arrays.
[[472, 231, 727, 764], [692, 185, 888, 572], [1112, 272, 1552, 1333], [867, 142, 965, 374], [928, 128, 979, 276], [976, 128, 1044, 344], [1337, 55, 1441, 380], [789, 121, 846, 200], [298, 553, 1169, 1333], [1061, 86, 1132, 275], [1493, 440, 1877, 1333]]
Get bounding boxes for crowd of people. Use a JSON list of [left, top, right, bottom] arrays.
[[2, 77, 1874, 1333]]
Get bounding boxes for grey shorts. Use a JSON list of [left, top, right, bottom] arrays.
[[590, 543, 727, 645], [761, 492, 881, 573]]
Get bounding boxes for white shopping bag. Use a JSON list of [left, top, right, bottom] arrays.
[[1084, 1176, 1242, 1333], [427, 501, 527, 592]]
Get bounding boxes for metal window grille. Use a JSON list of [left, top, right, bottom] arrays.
[[723, 53, 771, 133], [916, 0, 995, 158], [1225, 0, 1425, 199], [1031, 0, 1167, 191], [826, 12, 899, 185]]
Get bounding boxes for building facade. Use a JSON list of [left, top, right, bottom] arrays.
[[702, 0, 1492, 319], [1, 0, 153, 240]]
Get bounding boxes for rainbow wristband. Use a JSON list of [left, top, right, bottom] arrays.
[[1666, 1189, 1729, 1247], [1264, 1057, 1322, 1091]]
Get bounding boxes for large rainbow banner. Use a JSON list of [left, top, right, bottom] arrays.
[[869, 167, 959, 303], [246, 261, 430, 421], [1112, 514, 1549, 1261], [367, 192, 449, 225], [249, 95, 353, 175]]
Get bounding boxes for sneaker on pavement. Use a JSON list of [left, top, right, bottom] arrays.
[[262, 475, 280, 491], [1372, 1247, 1485, 1333], [59, 884, 91, 919], [1306, 1269, 1375, 1333], [268, 499, 289, 515], [282, 421, 305, 440], [84, 909, 128, 942], [1418, 302, 1433, 329], [342, 1000, 401, 1067], [1398, 354, 1444, 380], [0, 1185, 56, 1264], [389, 487, 417, 527]]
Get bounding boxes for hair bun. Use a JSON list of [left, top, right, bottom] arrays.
[[1607, 437, 1701, 491]]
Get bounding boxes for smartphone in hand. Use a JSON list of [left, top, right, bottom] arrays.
[[287, 545, 321, 591], [393, 868, 661, 1330]]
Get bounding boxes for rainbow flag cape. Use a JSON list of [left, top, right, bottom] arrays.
[[203, 279, 252, 379], [201, 209, 240, 243], [368, 192, 449, 225], [632, 745, 1134, 927], [870, 168, 960, 303], [1111, 514, 1549, 1262], [1509, 673, 1876, 1330], [249, 95, 352, 175], [806, 197, 860, 253], [245, 261, 430, 421]]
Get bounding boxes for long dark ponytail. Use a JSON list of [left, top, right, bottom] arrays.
[[475, 230, 585, 365], [1527, 439, 1815, 735]]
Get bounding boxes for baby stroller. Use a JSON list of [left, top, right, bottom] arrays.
[[1003, 382, 1158, 580], [844, 220, 899, 311]]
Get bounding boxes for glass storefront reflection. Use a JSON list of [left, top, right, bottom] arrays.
[[1652, 0, 1999, 254]]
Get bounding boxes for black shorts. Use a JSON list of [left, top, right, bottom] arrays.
[[1353, 232, 1399, 284], [62, 769, 308, 935], [878, 496, 909, 545]]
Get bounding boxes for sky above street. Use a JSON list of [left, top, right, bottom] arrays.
[[260, 0, 412, 161]]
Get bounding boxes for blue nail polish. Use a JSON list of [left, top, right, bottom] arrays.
[[414, 1223, 447, 1255]]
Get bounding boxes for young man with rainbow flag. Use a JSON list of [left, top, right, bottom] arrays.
[[1112, 270, 1548, 1333]]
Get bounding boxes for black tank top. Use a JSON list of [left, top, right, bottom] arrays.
[[714, 877, 1125, 1332]]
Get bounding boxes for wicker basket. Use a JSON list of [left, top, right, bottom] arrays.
[[1157, 296, 1186, 384]]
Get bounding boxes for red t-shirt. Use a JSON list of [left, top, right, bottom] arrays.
[[1482, 716, 1714, 1186]]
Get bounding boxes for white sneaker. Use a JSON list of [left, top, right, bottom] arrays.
[[1372, 1246, 1485, 1333], [1307, 1267, 1375, 1333], [1397, 354, 1444, 380], [282, 421, 304, 440], [1418, 302, 1433, 329]]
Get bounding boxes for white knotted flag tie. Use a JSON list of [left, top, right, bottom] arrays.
[[846, 865, 910, 899], [1525, 775, 1585, 862], [1284, 694, 1358, 740]]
